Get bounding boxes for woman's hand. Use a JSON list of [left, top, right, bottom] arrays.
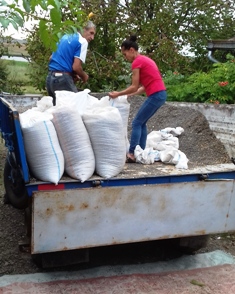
[[108, 91, 120, 99]]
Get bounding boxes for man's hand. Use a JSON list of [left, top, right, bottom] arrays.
[[81, 73, 89, 83], [109, 91, 120, 99], [73, 74, 81, 83]]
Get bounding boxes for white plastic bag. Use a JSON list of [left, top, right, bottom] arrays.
[[134, 145, 160, 164], [83, 106, 126, 178], [52, 106, 95, 182], [146, 130, 179, 150], [90, 95, 130, 153], [22, 120, 64, 184], [159, 149, 188, 169], [36, 96, 53, 112], [19, 109, 53, 128], [55, 89, 98, 115]]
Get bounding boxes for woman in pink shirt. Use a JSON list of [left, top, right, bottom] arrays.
[[109, 35, 167, 163]]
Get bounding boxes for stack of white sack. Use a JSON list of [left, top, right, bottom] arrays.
[[56, 90, 130, 151], [50, 106, 95, 182], [83, 106, 126, 178], [135, 127, 189, 169], [19, 97, 64, 184], [55, 90, 129, 178]]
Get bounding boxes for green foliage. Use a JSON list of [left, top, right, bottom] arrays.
[[83, 50, 132, 92], [1, 0, 86, 51], [3, 0, 235, 94], [164, 54, 235, 104], [0, 60, 9, 92], [0, 32, 11, 57], [26, 25, 51, 91], [0, 60, 26, 94]]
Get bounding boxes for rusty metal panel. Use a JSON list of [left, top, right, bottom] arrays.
[[32, 180, 235, 254]]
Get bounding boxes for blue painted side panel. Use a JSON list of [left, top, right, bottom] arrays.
[[0, 98, 30, 182], [25, 171, 235, 197]]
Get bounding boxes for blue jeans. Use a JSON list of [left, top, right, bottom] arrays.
[[129, 90, 167, 154], [46, 72, 79, 106]]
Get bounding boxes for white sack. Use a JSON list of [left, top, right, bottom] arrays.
[[19, 109, 53, 128], [55, 89, 98, 115], [99, 96, 130, 153], [36, 96, 53, 111], [21, 120, 64, 184], [135, 145, 160, 164], [159, 149, 188, 169], [52, 107, 95, 182], [83, 106, 126, 178], [146, 130, 179, 150], [160, 127, 184, 136]]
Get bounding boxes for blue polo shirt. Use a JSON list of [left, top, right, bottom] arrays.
[[49, 32, 88, 73]]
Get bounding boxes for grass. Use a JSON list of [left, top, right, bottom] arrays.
[[2, 59, 43, 94], [3, 60, 29, 83]]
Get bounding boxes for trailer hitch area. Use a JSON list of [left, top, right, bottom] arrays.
[[92, 180, 103, 187], [199, 174, 209, 181], [18, 238, 30, 253]]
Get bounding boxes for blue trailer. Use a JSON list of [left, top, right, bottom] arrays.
[[1, 97, 235, 267]]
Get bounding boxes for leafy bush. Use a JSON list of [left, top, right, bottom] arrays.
[[164, 54, 235, 104], [0, 60, 8, 92]]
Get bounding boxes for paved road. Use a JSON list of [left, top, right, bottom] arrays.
[[0, 250, 235, 293]]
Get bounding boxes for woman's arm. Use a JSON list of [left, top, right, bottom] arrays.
[[127, 86, 145, 97], [109, 68, 140, 98]]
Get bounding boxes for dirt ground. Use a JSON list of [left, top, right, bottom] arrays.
[[0, 95, 235, 276]]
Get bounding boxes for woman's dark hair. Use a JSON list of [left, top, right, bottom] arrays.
[[121, 34, 138, 50]]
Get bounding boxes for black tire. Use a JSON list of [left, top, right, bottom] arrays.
[[178, 235, 210, 254], [4, 156, 29, 209]]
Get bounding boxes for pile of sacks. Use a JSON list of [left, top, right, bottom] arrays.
[[134, 127, 189, 169], [19, 90, 130, 184], [19, 89, 189, 185]]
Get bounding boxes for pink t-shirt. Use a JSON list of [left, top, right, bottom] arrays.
[[132, 55, 166, 96]]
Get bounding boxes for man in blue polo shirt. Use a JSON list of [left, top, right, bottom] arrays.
[[46, 21, 96, 105]]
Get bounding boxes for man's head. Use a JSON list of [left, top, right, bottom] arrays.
[[82, 21, 96, 42]]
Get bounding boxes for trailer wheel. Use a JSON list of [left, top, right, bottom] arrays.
[[177, 235, 209, 253], [4, 155, 28, 209]]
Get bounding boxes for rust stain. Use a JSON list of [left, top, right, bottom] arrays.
[[194, 230, 206, 235], [57, 204, 75, 211], [99, 189, 121, 207], [80, 202, 89, 209], [68, 204, 74, 211], [46, 208, 53, 216]]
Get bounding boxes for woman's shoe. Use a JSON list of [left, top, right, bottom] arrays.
[[126, 155, 136, 163]]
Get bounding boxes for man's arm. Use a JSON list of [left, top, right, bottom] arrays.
[[72, 58, 89, 83]]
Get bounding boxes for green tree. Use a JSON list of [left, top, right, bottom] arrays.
[[26, 25, 51, 92], [2, 0, 235, 93], [0, 0, 86, 51]]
